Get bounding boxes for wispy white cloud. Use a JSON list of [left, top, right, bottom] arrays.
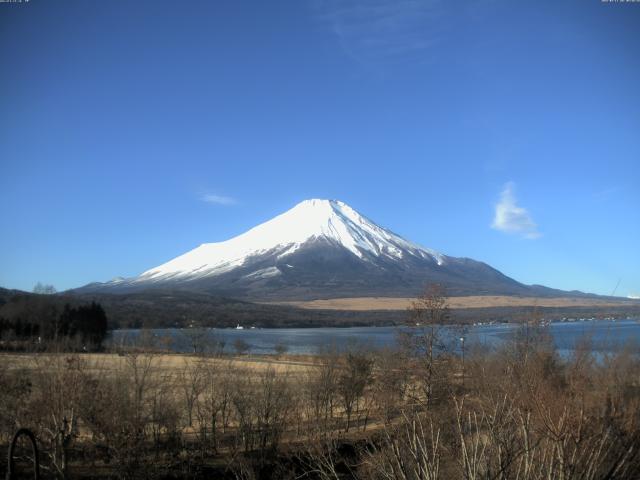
[[201, 193, 237, 206], [491, 182, 541, 239], [312, 0, 445, 66], [592, 185, 620, 200]]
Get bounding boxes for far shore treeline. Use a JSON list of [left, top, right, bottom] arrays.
[[1, 286, 640, 340]]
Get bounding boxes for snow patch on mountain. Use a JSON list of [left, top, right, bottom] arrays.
[[137, 199, 444, 282], [244, 267, 281, 280]]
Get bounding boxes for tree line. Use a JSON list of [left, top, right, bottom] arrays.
[[0, 294, 108, 349]]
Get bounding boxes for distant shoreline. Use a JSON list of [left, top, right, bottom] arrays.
[[267, 295, 640, 311]]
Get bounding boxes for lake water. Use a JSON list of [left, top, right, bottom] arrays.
[[109, 318, 640, 357]]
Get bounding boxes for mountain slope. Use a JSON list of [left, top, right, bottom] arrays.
[[76, 199, 583, 300], [139, 199, 443, 282]]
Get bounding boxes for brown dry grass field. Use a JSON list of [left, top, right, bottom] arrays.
[[269, 295, 640, 311], [0, 352, 317, 375]]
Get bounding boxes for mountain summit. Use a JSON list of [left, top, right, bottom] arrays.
[[78, 199, 567, 300], [141, 199, 444, 282]]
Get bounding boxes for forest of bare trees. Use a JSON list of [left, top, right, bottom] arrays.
[[2, 330, 639, 479], [1, 290, 639, 479]]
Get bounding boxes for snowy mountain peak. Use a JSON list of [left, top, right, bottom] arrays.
[[77, 198, 552, 301], [138, 199, 444, 282]]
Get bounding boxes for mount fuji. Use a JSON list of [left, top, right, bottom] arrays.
[[77, 199, 570, 300]]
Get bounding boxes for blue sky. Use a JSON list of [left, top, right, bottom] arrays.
[[1, 0, 638, 297]]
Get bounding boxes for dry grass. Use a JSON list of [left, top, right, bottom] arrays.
[[268, 295, 639, 311], [0, 352, 317, 375]]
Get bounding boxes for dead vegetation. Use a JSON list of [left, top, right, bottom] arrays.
[[1, 290, 640, 479], [271, 295, 640, 311]]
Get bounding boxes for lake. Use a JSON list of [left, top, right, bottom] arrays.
[[109, 318, 640, 356]]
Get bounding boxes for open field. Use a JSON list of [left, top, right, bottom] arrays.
[[0, 352, 317, 375], [271, 295, 640, 311]]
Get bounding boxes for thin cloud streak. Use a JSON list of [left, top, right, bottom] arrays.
[[312, 0, 445, 65], [201, 194, 237, 206], [592, 185, 621, 200], [491, 182, 541, 239]]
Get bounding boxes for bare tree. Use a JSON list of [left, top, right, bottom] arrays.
[[29, 354, 87, 478], [366, 411, 441, 480], [78, 350, 160, 477], [231, 371, 256, 453], [402, 284, 451, 407], [253, 366, 293, 457], [338, 351, 373, 432], [149, 376, 180, 458], [305, 350, 339, 431], [372, 347, 410, 424], [274, 342, 288, 357], [184, 327, 208, 355], [234, 338, 250, 356], [179, 358, 205, 427], [297, 428, 352, 480], [195, 359, 225, 452]]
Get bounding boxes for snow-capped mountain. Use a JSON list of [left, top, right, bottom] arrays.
[[78, 199, 559, 300], [140, 199, 444, 281]]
